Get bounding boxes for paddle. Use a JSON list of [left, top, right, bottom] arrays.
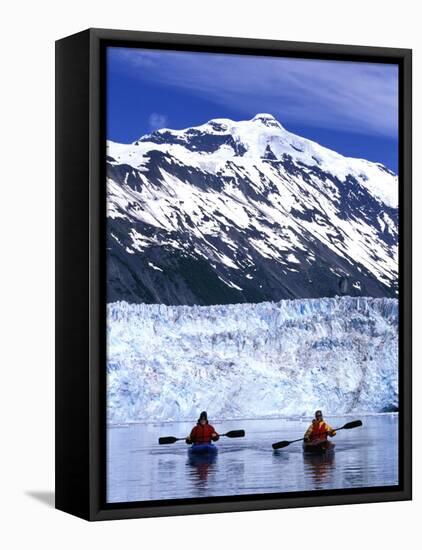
[[159, 429, 245, 445], [272, 420, 363, 450]]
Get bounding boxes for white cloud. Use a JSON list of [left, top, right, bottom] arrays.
[[148, 112, 168, 131], [109, 47, 398, 138]]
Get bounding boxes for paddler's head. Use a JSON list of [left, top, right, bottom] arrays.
[[198, 411, 208, 425], [315, 410, 323, 421]]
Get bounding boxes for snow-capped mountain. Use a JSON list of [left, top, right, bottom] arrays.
[[107, 296, 398, 423], [107, 114, 398, 305]]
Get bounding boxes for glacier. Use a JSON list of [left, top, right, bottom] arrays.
[[107, 296, 398, 424]]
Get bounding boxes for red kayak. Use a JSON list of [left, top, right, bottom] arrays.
[[303, 439, 335, 453]]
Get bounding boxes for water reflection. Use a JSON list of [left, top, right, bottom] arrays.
[[186, 454, 217, 495], [107, 415, 398, 503], [303, 450, 336, 489], [188, 455, 217, 480]]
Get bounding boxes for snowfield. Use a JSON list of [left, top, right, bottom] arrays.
[[107, 296, 398, 424]]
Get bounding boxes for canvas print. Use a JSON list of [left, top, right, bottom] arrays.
[[105, 47, 399, 504]]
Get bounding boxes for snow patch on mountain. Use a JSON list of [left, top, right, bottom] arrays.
[[106, 114, 398, 304], [107, 296, 398, 424], [108, 113, 397, 207]]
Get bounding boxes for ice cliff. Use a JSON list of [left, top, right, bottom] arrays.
[[107, 296, 398, 423]]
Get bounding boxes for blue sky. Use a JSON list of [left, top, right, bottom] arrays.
[[107, 47, 399, 172]]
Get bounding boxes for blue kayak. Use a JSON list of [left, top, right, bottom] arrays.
[[188, 443, 218, 456]]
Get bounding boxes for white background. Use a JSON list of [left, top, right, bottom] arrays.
[[0, 0, 419, 548]]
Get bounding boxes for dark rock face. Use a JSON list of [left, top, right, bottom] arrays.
[[106, 120, 398, 306]]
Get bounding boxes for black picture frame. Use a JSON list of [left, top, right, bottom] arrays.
[[55, 27, 412, 521]]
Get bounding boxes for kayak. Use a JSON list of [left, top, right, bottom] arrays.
[[303, 439, 335, 454], [188, 443, 218, 456]]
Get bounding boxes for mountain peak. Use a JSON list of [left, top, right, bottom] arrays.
[[252, 113, 276, 121], [251, 113, 284, 129], [115, 114, 397, 209]]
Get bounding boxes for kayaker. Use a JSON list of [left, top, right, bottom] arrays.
[[186, 411, 220, 445], [304, 410, 336, 442]]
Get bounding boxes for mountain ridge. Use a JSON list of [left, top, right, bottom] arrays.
[[106, 114, 398, 305]]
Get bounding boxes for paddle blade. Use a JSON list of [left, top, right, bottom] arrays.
[[158, 436, 179, 445], [224, 430, 245, 438], [342, 420, 363, 430], [272, 440, 290, 450]]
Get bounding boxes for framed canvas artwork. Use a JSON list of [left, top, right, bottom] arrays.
[[55, 28, 412, 520]]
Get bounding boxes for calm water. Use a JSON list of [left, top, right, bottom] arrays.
[[107, 414, 398, 503]]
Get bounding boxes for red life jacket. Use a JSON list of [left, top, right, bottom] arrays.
[[310, 421, 329, 441], [190, 423, 216, 444]]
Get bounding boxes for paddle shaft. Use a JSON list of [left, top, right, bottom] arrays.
[[165, 433, 236, 441], [159, 429, 245, 445], [283, 428, 338, 446], [272, 420, 362, 450], [286, 425, 344, 444], [307, 424, 344, 440]]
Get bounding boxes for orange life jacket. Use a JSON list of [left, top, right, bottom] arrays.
[[310, 421, 329, 441], [190, 423, 216, 444]]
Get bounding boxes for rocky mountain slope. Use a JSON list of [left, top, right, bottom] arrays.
[[107, 114, 398, 305]]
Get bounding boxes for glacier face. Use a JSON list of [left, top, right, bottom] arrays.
[[106, 114, 398, 306], [107, 296, 398, 424]]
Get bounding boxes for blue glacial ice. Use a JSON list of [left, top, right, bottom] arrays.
[[107, 296, 398, 424]]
